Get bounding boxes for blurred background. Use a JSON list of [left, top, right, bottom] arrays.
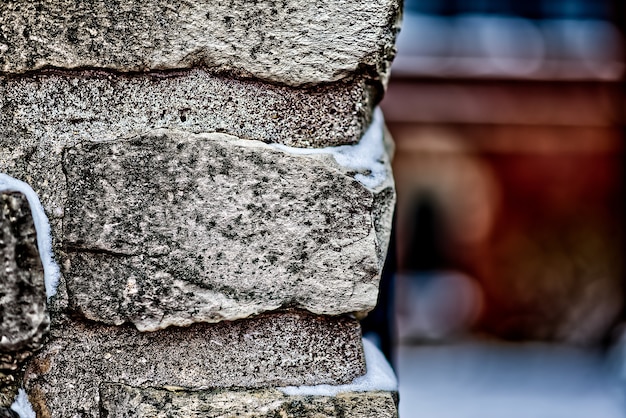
[[362, 0, 626, 416]]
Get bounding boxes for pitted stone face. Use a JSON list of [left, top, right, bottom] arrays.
[[61, 130, 395, 331], [99, 385, 398, 418], [0, 192, 49, 407], [0, 192, 48, 364], [0, 69, 376, 149], [0, 70, 379, 255], [0, 0, 401, 87], [24, 312, 366, 417]]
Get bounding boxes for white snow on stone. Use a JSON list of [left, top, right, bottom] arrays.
[[0, 173, 60, 299], [271, 107, 388, 190], [278, 338, 398, 396], [10, 389, 36, 418]]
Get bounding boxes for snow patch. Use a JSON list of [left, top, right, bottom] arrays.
[[0, 173, 60, 299], [278, 338, 398, 396], [271, 108, 387, 190], [10, 389, 36, 418]]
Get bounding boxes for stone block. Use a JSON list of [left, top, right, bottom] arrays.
[[60, 128, 394, 330], [0, 380, 18, 412], [98, 385, 398, 418], [0, 69, 376, 150], [0, 192, 48, 373], [0, 0, 401, 86], [24, 312, 365, 417], [0, 69, 379, 245]]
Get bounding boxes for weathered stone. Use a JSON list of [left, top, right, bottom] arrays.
[[0, 192, 48, 373], [24, 312, 366, 417], [0, 69, 379, 249], [0, 0, 401, 86], [0, 69, 376, 149], [98, 384, 398, 418], [60, 129, 394, 330], [0, 377, 18, 410]]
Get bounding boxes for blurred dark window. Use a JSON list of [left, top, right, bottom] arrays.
[[542, 0, 612, 19], [404, 0, 614, 19]]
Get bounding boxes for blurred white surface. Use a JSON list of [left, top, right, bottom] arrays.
[[397, 342, 625, 418]]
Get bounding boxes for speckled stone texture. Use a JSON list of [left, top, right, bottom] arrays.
[[0, 0, 401, 86], [0, 69, 376, 149], [24, 312, 365, 418], [0, 387, 17, 413], [0, 192, 48, 406], [0, 1, 401, 417], [99, 384, 398, 418], [60, 130, 394, 331], [0, 69, 379, 247]]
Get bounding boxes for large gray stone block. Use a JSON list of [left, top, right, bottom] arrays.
[[0, 69, 376, 149], [24, 312, 366, 418], [0, 192, 48, 402], [60, 129, 394, 331], [99, 385, 398, 418], [0, 69, 379, 245], [0, 0, 401, 86]]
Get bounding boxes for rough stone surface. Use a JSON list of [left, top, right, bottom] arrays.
[[0, 380, 18, 410], [0, 192, 48, 385], [0, 69, 376, 149], [24, 312, 366, 418], [98, 384, 398, 418], [60, 130, 394, 331], [0, 0, 401, 86], [0, 192, 47, 356], [0, 69, 379, 250]]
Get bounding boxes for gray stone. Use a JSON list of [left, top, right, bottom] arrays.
[[61, 130, 394, 331], [0, 69, 376, 149], [0, 379, 18, 410], [0, 69, 378, 250], [0, 0, 401, 86], [98, 384, 398, 418], [24, 312, 366, 418], [0, 192, 48, 373]]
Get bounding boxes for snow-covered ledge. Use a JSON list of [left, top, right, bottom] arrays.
[[271, 107, 388, 190], [279, 338, 398, 396]]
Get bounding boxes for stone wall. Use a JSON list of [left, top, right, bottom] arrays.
[[0, 1, 400, 416]]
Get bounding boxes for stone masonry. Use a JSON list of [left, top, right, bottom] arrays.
[[0, 192, 48, 409], [0, 0, 401, 416]]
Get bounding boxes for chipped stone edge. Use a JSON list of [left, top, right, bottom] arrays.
[[278, 338, 398, 397], [270, 107, 388, 190], [17, 338, 396, 416], [270, 107, 396, 269], [0, 174, 60, 299]]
